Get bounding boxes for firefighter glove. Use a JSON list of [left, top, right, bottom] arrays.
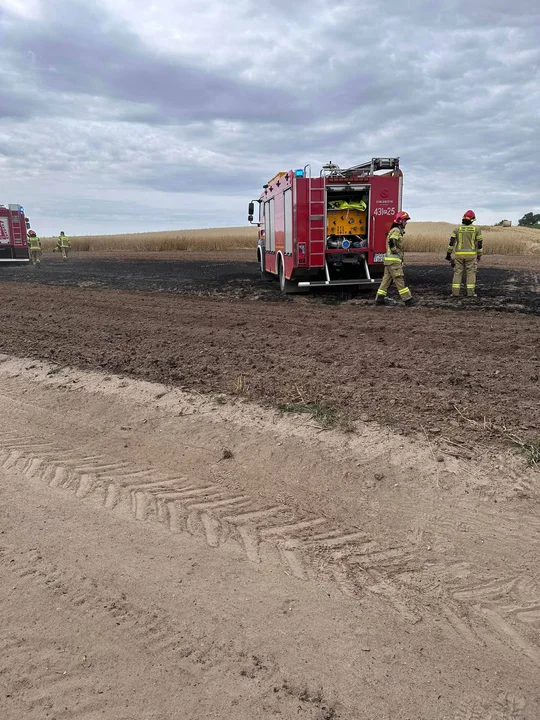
[[445, 252, 452, 262], [450, 260, 455, 268]]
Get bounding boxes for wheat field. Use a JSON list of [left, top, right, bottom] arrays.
[[40, 227, 258, 253], [405, 222, 540, 254], [40, 223, 540, 255]]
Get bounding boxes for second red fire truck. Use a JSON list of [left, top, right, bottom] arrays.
[[0, 204, 31, 262], [249, 158, 403, 293]]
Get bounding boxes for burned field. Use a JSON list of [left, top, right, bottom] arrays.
[[1, 250, 539, 315]]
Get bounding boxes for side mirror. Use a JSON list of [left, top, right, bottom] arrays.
[[248, 201, 254, 216], [248, 215, 253, 222]]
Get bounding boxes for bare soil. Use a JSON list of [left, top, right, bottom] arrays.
[[0, 253, 539, 451], [0, 254, 539, 719], [1, 251, 540, 315], [0, 357, 538, 720]]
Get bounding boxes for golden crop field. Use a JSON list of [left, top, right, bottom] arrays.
[[40, 223, 540, 255], [40, 227, 258, 253], [405, 222, 540, 254]]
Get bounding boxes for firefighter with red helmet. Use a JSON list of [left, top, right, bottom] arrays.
[[375, 211, 416, 306], [27, 230, 42, 266], [446, 210, 483, 297]]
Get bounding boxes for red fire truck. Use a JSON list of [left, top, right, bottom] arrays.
[[0, 204, 31, 262], [249, 158, 403, 292]]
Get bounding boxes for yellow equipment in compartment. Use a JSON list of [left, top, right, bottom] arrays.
[[327, 207, 367, 236]]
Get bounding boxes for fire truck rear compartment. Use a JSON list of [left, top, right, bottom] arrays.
[[298, 186, 374, 288]]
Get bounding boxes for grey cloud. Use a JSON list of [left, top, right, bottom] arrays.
[[0, 87, 40, 119], [0, 49, 46, 120], [355, 0, 540, 28], [134, 164, 263, 195], [44, 196, 216, 226], [0, 0, 539, 234], [0, 0, 305, 125]]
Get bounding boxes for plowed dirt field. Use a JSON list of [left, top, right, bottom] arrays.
[[0, 252, 539, 449]]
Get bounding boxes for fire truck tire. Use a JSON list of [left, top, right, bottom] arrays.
[[278, 258, 305, 294]]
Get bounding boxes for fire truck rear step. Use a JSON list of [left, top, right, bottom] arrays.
[[298, 256, 374, 288], [298, 279, 375, 287]]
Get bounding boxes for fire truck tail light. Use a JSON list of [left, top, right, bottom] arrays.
[[298, 243, 306, 264]]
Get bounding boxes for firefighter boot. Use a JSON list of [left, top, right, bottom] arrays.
[[404, 298, 417, 307], [375, 295, 397, 306]]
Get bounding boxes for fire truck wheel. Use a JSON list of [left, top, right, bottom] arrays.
[[278, 259, 305, 294]]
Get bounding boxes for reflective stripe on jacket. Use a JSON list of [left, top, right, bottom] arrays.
[[384, 226, 405, 265], [448, 225, 483, 256]]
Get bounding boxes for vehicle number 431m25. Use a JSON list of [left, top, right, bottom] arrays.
[[373, 207, 396, 216]]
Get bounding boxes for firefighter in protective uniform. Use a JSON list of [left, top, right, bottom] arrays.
[[446, 210, 483, 297], [27, 230, 42, 266], [375, 211, 416, 306], [54, 231, 70, 260]]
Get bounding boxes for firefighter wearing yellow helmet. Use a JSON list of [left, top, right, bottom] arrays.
[[375, 211, 416, 306], [27, 230, 42, 266], [446, 210, 483, 297]]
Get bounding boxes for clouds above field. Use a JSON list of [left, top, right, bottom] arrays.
[[0, 0, 539, 234]]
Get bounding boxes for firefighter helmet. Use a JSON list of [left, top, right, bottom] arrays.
[[394, 211, 410, 225], [28, 230, 36, 237], [462, 210, 476, 221]]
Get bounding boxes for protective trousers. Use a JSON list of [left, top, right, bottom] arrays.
[[30, 250, 41, 266], [452, 257, 477, 296], [60, 247, 68, 261], [376, 262, 412, 301]]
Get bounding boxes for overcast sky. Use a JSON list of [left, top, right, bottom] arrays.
[[0, 0, 539, 235]]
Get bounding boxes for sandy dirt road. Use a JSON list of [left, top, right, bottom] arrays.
[[0, 356, 539, 719]]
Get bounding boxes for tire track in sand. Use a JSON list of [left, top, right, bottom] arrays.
[[1, 440, 540, 669], [0, 542, 345, 720], [0, 442, 421, 619], [0, 542, 233, 669], [452, 691, 526, 720]]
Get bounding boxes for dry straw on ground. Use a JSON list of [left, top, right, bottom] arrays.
[[40, 223, 540, 255]]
